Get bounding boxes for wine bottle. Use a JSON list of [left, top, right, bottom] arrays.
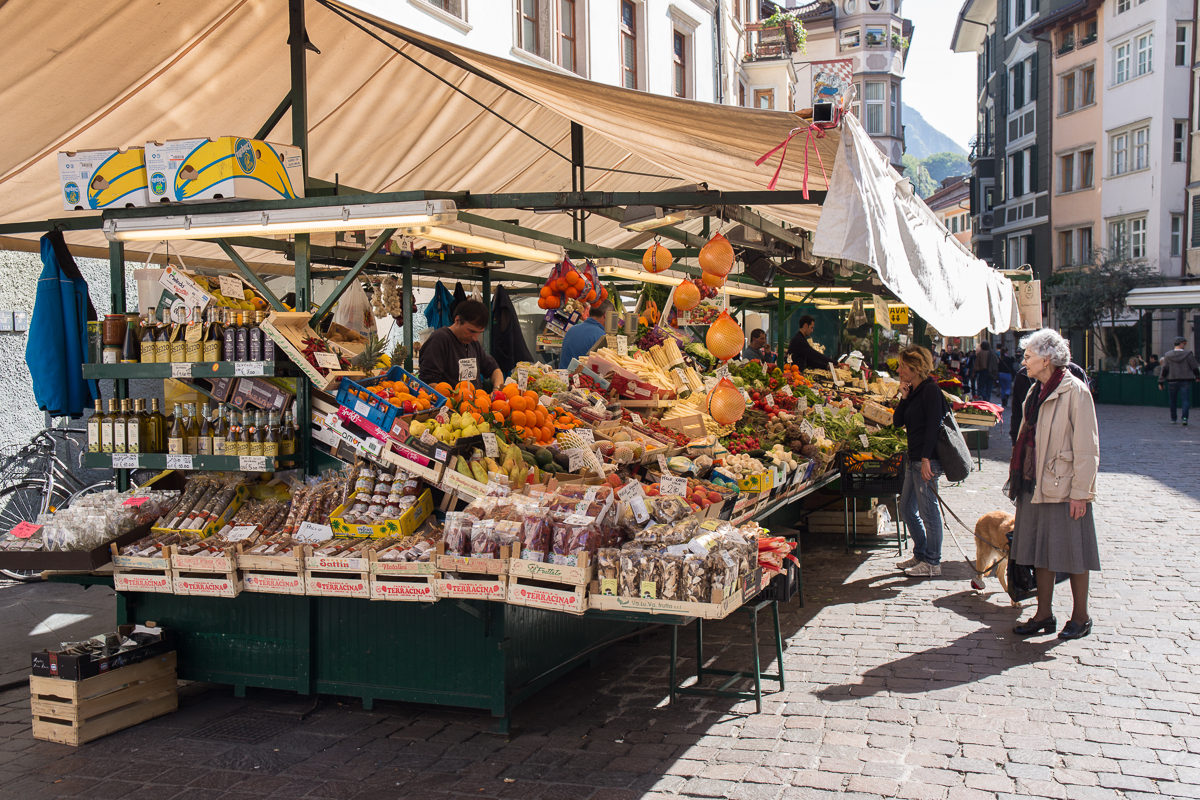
[[261, 311, 276, 362], [212, 403, 228, 456], [140, 309, 156, 364], [167, 403, 184, 455], [184, 305, 204, 362], [149, 398, 166, 454], [154, 309, 171, 363], [225, 410, 242, 457], [280, 408, 296, 459], [249, 311, 263, 362], [120, 319, 138, 364], [235, 312, 249, 361], [264, 410, 280, 459], [126, 399, 142, 454], [203, 308, 223, 362], [198, 402, 212, 456], [223, 308, 237, 363], [112, 399, 128, 454], [87, 399, 102, 453]]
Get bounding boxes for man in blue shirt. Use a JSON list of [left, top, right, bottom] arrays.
[[559, 302, 611, 369]]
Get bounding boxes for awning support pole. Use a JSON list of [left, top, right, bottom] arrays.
[[216, 242, 287, 311], [481, 268, 492, 358], [311, 227, 396, 325], [255, 92, 293, 141], [109, 240, 128, 491], [402, 259, 414, 372], [777, 286, 786, 369], [571, 122, 586, 243]]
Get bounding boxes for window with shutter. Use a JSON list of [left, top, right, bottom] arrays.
[[1029, 56, 1038, 100], [1029, 145, 1038, 193], [999, 71, 1008, 116], [1192, 196, 1200, 247]]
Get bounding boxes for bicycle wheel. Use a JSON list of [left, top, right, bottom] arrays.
[[0, 481, 50, 583]]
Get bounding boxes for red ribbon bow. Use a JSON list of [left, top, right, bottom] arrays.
[[755, 123, 829, 197]]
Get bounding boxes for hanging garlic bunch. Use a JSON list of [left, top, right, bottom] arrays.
[[370, 280, 386, 319], [381, 276, 404, 317]]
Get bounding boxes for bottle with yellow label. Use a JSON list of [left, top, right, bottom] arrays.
[[184, 305, 204, 362], [154, 309, 171, 363]]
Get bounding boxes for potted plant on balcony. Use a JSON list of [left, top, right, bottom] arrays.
[[761, 8, 809, 54], [890, 32, 910, 50]]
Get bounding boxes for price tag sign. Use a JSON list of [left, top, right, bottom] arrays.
[[314, 352, 340, 369], [817, 405, 827, 419], [170, 362, 192, 379], [357, 438, 383, 458], [517, 368, 529, 392], [592, 398, 606, 413], [630, 413, 643, 426], [10, 521, 42, 539], [657, 454, 670, 476], [765, 395, 775, 408], [226, 525, 258, 542], [235, 362, 265, 376], [295, 521, 334, 544], [567, 448, 588, 473], [660, 475, 688, 497], [616, 336, 629, 357], [574, 428, 594, 444], [572, 373, 582, 389], [672, 367, 686, 386], [798, 396, 808, 411], [121, 495, 150, 507], [166, 454, 193, 471], [218, 275, 243, 300], [617, 480, 645, 503], [112, 453, 139, 470], [815, 426, 826, 440], [354, 400, 373, 419], [860, 434, 870, 449], [420, 431, 438, 447], [434, 447, 449, 463], [781, 385, 793, 397], [704, 376, 717, 390], [481, 432, 498, 458], [239, 456, 267, 472], [628, 494, 650, 524], [458, 358, 478, 382], [829, 363, 844, 386], [741, 389, 751, 402], [801, 420, 817, 440], [583, 486, 599, 502]]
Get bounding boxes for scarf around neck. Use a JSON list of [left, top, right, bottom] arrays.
[[1006, 367, 1065, 500]]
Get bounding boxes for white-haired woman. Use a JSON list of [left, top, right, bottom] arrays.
[[1008, 329, 1100, 640]]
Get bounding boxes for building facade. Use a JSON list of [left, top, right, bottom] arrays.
[[926, 175, 974, 247], [951, 0, 999, 265]]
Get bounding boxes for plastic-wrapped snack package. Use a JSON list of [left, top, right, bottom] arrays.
[[554, 483, 613, 503], [633, 523, 671, 547], [519, 508, 551, 561], [566, 521, 600, 562], [470, 519, 499, 558], [650, 496, 691, 524], [550, 518, 572, 564], [660, 554, 683, 601], [596, 548, 620, 595], [682, 554, 708, 602], [668, 517, 701, 544], [639, 552, 664, 599], [618, 551, 641, 598], [492, 518, 522, 553], [463, 496, 497, 520], [443, 512, 472, 556]]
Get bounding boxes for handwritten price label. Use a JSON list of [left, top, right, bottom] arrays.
[[630, 413, 643, 426], [218, 275, 243, 300], [226, 525, 258, 541], [295, 522, 334, 544], [458, 358, 478, 382], [165, 454, 193, 471], [657, 454, 670, 474], [859, 434, 870, 449], [314, 352, 340, 369], [235, 362, 264, 376], [567, 448, 588, 473], [660, 475, 688, 497], [781, 385, 793, 396], [171, 363, 192, 379], [765, 395, 775, 408], [10, 521, 42, 539], [574, 428, 594, 444], [239, 456, 267, 472], [617, 480, 645, 503], [112, 453, 139, 470], [481, 432, 498, 458], [616, 336, 629, 357], [517, 368, 529, 392]]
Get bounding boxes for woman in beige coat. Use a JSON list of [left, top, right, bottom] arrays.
[[1007, 329, 1100, 640]]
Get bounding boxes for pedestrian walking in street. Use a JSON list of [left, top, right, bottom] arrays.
[[1007, 329, 1100, 640], [974, 341, 999, 401], [1158, 337, 1199, 426], [997, 346, 1015, 407], [892, 345, 945, 578]]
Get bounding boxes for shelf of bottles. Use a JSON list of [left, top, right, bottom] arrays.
[[83, 361, 294, 380]]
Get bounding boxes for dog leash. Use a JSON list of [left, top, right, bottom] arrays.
[[931, 487, 1006, 578]]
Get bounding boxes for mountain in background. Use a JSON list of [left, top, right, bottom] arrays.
[[902, 104, 967, 160]]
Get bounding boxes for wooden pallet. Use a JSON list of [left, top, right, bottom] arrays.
[[369, 574, 438, 602], [173, 571, 242, 598], [31, 653, 177, 746], [507, 576, 587, 615]]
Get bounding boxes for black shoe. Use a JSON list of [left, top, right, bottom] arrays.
[[1059, 619, 1092, 640], [1013, 615, 1057, 636]]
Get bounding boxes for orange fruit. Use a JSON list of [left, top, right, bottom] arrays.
[[541, 425, 553, 441], [434, 382, 452, 397], [503, 383, 519, 399], [545, 296, 560, 309], [510, 396, 527, 413], [492, 412, 504, 424], [511, 410, 527, 427], [491, 399, 510, 416], [523, 390, 539, 405], [471, 411, 483, 424]]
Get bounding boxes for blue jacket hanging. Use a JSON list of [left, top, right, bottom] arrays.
[[27, 232, 99, 418], [424, 281, 454, 330]]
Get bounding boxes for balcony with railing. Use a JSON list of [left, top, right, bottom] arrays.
[[969, 135, 994, 163], [744, 22, 798, 62]]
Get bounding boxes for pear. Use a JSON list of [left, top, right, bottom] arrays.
[[409, 420, 427, 438]]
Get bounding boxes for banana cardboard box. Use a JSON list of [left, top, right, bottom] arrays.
[[144, 137, 304, 203], [57, 148, 150, 210]]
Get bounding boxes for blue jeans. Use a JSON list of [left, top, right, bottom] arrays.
[[899, 458, 943, 565], [976, 372, 995, 400], [997, 372, 1012, 403], [1167, 382, 1191, 422]]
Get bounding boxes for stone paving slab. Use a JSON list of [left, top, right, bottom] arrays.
[[0, 405, 1197, 799]]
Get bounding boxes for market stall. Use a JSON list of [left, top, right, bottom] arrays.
[[0, 0, 1019, 736]]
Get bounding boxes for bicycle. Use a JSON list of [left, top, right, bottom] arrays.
[[0, 424, 143, 582]]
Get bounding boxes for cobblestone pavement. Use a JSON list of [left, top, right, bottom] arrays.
[[0, 404, 1197, 800]]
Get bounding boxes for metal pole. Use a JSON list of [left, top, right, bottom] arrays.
[[872, 322, 879, 371], [290, 0, 312, 473], [402, 259, 414, 372], [481, 268, 492, 361], [217, 242, 286, 310], [571, 122, 586, 243], [777, 285, 785, 369], [109, 240, 128, 491]]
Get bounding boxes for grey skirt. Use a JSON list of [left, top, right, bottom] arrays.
[[1012, 492, 1101, 574]]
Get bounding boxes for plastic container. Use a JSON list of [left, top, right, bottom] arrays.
[[336, 367, 447, 433]]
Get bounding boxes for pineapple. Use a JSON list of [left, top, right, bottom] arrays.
[[390, 340, 409, 371], [352, 332, 387, 373]]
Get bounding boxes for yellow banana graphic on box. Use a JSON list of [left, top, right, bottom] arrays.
[[86, 149, 148, 209], [174, 137, 298, 201]]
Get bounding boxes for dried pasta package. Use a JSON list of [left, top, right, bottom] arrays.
[[443, 512, 471, 556], [639, 552, 663, 599], [659, 554, 683, 601], [618, 552, 642, 598], [682, 555, 708, 602], [650, 496, 691, 524], [470, 519, 499, 558]]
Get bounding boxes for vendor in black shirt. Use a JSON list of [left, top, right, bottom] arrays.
[[418, 299, 503, 391], [788, 315, 835, 371]]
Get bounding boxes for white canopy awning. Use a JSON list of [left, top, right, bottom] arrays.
[[0, 0, 1012, 333], [1126, 285, 1200, 309]]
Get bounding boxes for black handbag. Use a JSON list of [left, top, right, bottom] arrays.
[[935, 396, 972, 482], [1007, 556, 1037, 603]]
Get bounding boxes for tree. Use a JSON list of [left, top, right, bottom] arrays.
[[901, 153, 936, 198], [922, 152, 969, 185], [1050, 250, 1162, 368]]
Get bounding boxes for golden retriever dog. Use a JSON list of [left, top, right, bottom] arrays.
[[971, 510, 1016, 602]]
